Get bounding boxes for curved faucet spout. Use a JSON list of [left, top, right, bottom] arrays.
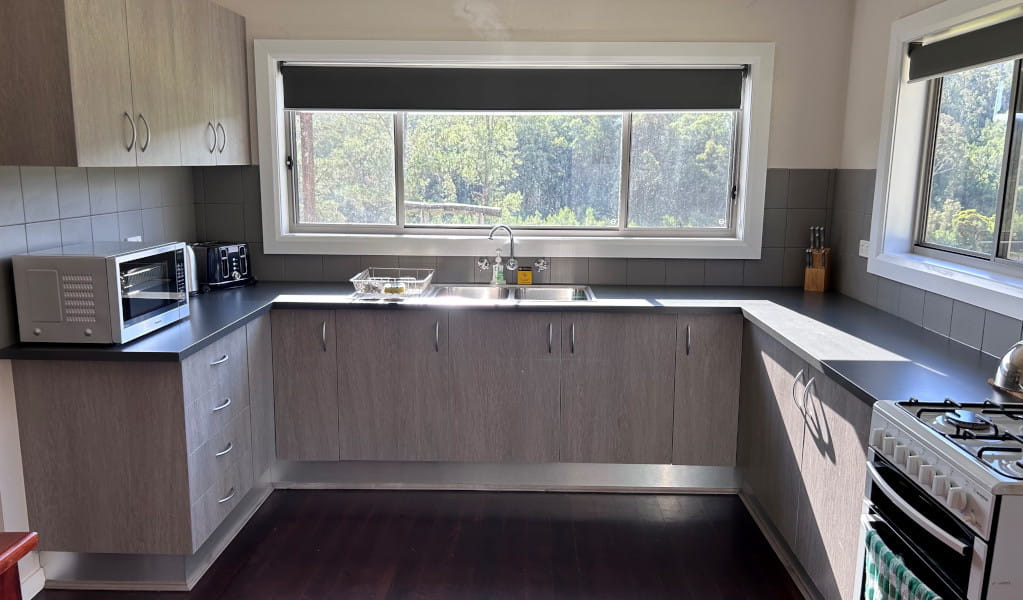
[[488, 224, 515, 260]]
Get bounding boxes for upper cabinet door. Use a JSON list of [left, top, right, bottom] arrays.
[[125, 0, 182, 166], [560, 312, 676, 463], [210, 2, 250, 165], [172, 0, 216, 166], [64, 0, 136, 167]]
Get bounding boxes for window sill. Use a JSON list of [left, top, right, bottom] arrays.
[[262, 231, 764, 260], [867, 250, 1023, 320]]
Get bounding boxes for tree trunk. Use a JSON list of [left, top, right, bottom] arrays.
[[299, 113, 316, 222]]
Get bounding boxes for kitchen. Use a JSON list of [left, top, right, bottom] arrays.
[[1, 0, 1022, 599]]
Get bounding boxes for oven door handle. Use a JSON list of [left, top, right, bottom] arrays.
[[866, 461, 970, 556]]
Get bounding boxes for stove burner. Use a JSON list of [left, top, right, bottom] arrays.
[[945, 409, 990, 430]]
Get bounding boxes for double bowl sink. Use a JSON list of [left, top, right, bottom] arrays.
[[425, 284, 594, 303]]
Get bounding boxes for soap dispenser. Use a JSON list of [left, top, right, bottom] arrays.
[[491, 249, 505, 285]]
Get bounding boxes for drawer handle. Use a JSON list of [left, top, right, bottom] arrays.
[[686, 324, 691, 356], [434, 320, 440, 352], [547, 322, 552, 354], [209, 354, 229, 366], [212, 397, 232, 412], [217, 487, 236, 504], [320, 320, 327, 352], [215, 442, 234, 457], [570, 323, 576, 354]]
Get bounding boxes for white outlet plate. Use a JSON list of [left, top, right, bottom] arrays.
[[858, 240, 870, 258]]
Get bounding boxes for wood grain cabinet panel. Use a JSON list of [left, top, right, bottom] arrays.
[[272, 310, 340, 461], [336, 310, 450, 461], [446, 311, 561, 462], [673, 313, 742, 466], [795, 369, 871, 600], [125, 0, 182, 165], [559, 312, 676, 463], [246, 314, 275, 479], [210, 1, 250, 165], [171, 0, 216, 165]]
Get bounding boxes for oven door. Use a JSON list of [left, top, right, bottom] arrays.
[[114, 247, 188, 341], [863, 451, 986, 600]]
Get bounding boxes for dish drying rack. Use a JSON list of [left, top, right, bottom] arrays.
[[350, 267, 434, 300]]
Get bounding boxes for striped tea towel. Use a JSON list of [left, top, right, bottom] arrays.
[[863, 527, 941, 600]]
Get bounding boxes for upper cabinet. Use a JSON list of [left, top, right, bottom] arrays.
[[0, 0, 250, 167]]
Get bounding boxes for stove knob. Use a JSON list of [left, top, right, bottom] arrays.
[[919, 464, 935, 486], [948, 486, 968, 511], [894, 444, 908, 465], [870, 428, 885, 448], [882, 436, 897, 456], [906, 454, 922, 476], [932, 474, 949, 498]]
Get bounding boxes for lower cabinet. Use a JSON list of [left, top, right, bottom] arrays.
[[272, 310, 339, 461], [737, 322, 871, 600], [560, 312, 677, 463]]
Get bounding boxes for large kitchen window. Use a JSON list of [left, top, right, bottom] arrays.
[[918, 58, 1023, 265], [254, 41, 774, 258]]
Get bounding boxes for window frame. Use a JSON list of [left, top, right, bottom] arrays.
[[869, 0, 1023, 320], [254, 40, 774, 259]]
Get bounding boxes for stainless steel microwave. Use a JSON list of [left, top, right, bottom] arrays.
[[13, 242, 189, 344]]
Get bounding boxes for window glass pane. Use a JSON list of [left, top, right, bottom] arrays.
[[404, 113, 622, 227], [1005, 136, 1023, 262], [292, 111, 396, 225], [628, 112, 736, 229], [923, 61, 1013, 254]]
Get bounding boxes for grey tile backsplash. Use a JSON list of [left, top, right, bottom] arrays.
[[196, 166, 834, 289], [0, 166, 196, 347], [828, 168, 1023, 358]]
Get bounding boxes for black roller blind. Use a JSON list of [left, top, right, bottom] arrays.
[[280, 65, 745, 111], [908, 15, 1023, 82]]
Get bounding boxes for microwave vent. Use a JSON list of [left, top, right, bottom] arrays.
[[62, 274, 96, 323]]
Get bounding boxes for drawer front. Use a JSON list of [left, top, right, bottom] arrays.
[[182, 326, 249, 404], [189, 408, 253, 550], [187, 407, 252, 503]]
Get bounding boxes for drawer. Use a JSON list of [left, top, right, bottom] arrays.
[[187, 407, 252, 503], [182, 326, 249, 404], [189, 410, 254, 550], [184, 384, 249, 454]]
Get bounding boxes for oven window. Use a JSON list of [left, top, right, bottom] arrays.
[[119, 253, 184, 327]]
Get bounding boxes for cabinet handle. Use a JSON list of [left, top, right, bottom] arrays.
[[212, 397, 232, 412], [320, 320, 327, 352], [570, 323, 576, 354], [138, 113, 151, 152], [209, 354, 229, 366], [802, 377, 816, 412], [206, 122, 217, 153], [215, 442, 234, 457], [685, 324, 692, 356], [547, 322, 553, 354], [123, 112, 136, 151], [216, 122, 227, 153], [434, 320, 440, 352], [791, 368, 804, 405], [217, 487, 236, 504]]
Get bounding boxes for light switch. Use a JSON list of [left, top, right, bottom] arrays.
[[858, 240, 870, 258]]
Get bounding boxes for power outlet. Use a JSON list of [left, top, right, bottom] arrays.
[[858, 240, 870, 258]]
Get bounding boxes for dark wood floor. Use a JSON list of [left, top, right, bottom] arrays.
[[38, 490, 802, 599]]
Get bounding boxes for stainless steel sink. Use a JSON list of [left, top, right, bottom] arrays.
[[427, 284, 593, 302], [512, 286, 594, 302]]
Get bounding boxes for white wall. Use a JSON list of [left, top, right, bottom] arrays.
[[215, 0, 855, 169], [839, 0, 943, 168]]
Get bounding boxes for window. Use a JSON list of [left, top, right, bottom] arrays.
[[287, 109, 739, 233], [918, 59, 1022, 264], [254, 41, 774, 258]]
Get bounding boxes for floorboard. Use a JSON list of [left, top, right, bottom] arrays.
[[36, 490, 803, 599]]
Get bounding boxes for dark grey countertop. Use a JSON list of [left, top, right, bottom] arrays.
[[0, 282, 1002, 408]]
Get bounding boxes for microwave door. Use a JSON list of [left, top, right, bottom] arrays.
[[118, 255, 185, 327]]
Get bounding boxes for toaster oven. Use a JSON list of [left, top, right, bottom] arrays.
[[12, 242, 189, 344]]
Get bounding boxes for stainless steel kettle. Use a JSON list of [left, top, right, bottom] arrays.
[[992, 340, 1023, 398]]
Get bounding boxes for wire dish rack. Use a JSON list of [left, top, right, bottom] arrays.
[[350, 267, 434, 299]]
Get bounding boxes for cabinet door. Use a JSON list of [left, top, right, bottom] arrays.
[[560, 312, 676, 463], [246, 314, 275, 479], [272, 310, 339, 460], [64, 0, 136, 167], [737, 324, 807, 549], [795, 370, 871, 600], [446, 311, 561, 462], [125, 0, 182, 165], [172, 0, 216, 165], [336, 310, 450, 461], [673, 313, 742, 465], [210, 2, 250, 165]]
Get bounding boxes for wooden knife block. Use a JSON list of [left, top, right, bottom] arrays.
[[803, 248, 830, 292]]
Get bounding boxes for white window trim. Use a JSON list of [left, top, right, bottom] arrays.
[[871, 0, 1023, 320], [253, 40, 774, 259]]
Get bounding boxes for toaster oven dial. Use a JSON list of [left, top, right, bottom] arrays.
[[947, 486, 968, 511]]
